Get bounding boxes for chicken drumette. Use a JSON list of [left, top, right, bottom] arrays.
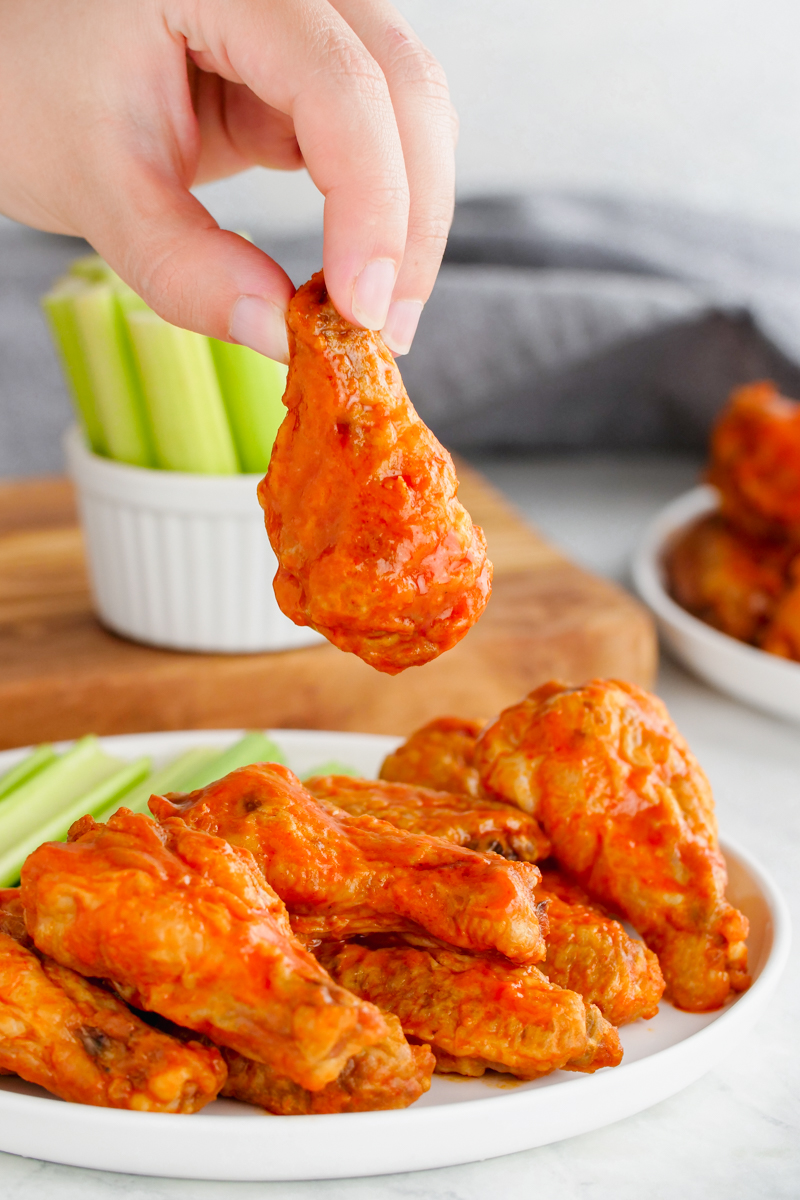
[[258, 272, 492, 674], [317, 936, 622, 1080], [0, 890, 225, 1111], [21, 810, 387, 1091], [475, 679, 750, 1012], [150, 764, 547, 963], [312, 774, 663, 1025]]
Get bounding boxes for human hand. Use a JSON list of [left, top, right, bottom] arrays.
[[0, 0, 456, 361]]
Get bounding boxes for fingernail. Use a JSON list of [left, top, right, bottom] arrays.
[[352, 259, 397, 330], [382, 299, 424, 356], [229, 295, 289, 363]]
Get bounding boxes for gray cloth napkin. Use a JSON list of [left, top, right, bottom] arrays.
[[4, 193, 800, 476]]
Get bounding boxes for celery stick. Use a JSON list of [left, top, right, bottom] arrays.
[[72, 283, 154, 467], [0, 738, 124, 875], [0, 757, 151, 887], [210, 340, 288, 473], [113, 747, 222, 817], [181, 732, 287, 792], [301, 761, 359, 781], [0, 745, 58, 801], [68, 254, 116, 284], [125, 310, 239, 474], [42, 280, 108, 455]]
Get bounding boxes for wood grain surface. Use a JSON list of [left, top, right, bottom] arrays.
[[0, 466, 657, 749]]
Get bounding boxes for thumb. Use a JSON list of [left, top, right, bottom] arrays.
[[87, 161, 294, 363]]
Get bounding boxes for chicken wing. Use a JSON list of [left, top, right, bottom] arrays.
[[150, 764, 547, 964], [306, 774, 551, 862], [0, 890, 225, 1111], [708, 380, 800, 543], [475, 679, 750, 1011], [21, 809, 387, 1091], [317, 936, 621, 1079], [257, 272, 492, 674], [667, 512, 794, 644], [306, 778, 661, 1023], [534, 870, 664, 1025], [379, 717, 486, 797], [221, 1013, 434, 1115]]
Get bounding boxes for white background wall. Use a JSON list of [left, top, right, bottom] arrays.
[[196, 0, 800, 235]]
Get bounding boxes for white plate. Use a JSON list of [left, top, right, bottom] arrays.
[[632, 485, 800, 723], [0, 729, 790, 1181]]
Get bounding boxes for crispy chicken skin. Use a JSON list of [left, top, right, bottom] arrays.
[[257, 272, 492, 675], [708, 381, 800, 543], [317, 937, 621, 1080], [667, 512, 794, 645], [21, 810, 387, 1091], [306, 779, 662, 1024], [151, 764, 547, 964], [380, 717, 486, 798], [534, 870, 664, 1025], [475, 679, 750, 1012], [0, 891, 225, 1111], [221, 1014, 434, 1115], [306, 775, 551, 862]]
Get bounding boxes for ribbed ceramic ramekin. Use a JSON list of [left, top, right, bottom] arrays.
[[65, 427, 322, 653]]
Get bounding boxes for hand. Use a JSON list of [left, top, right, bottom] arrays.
[[0, 0, 457, 361]]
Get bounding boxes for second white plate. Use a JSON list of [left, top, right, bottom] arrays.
[[0, 728, 790, 1181]]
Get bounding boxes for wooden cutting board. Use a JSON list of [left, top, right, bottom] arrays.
[[0, 465, 656, 749]]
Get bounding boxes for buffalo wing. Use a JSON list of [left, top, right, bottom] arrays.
[[0, 891, 225, 1111], [476, 679, 750, 1011], [257, 272, 492, 674], [151, 764, 547, 963], [21, 810, 387, 1091]]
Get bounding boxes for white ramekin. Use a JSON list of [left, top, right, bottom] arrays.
[[65, 427, 322, 654], [632, 484, 800, 723]]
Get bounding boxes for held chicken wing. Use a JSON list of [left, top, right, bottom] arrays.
[[307, 778, 662, 1024], [380, 717, 486, 798], [667, 512, 794, 644], [306, 775, 551, 862], [0, 890, 226, 1111], [257, 272, 492, 674], [150, 764, 547, 964], [317, 936, 621, 1080], [708, 381, 800, 542], [221, 1014, 434, 1115], [21, 810, 388, 1091], [475, 679, 750, 1012]]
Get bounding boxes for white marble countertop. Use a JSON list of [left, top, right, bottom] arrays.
[[2, 454, 797, 1200]]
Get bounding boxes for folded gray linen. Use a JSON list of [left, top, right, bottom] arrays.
[[4, 192, 800, 475]]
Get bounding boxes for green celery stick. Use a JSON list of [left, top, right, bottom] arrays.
[[0, 745, 58, 801], [68, 254, 117, 284], [125, 310, 239, 474], [72, 282, 154, 467], [301, 761, 359, 781], [112, 747, 222, 817], [181, 732, 287, 792], [210, 340, 288, 473], [42, 280, 108, 455], [0, 737, 125, 874], [0, 757, 151, 887]]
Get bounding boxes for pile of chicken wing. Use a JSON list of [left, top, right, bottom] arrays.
[[0, 679, 749, 1116], [669, 380, 800, 660]]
